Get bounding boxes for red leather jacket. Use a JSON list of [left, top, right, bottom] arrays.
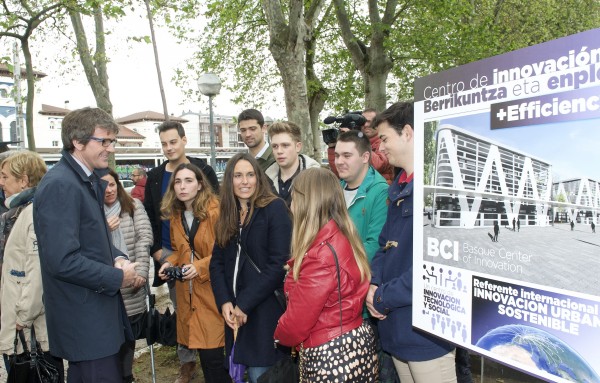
[[274, 220, 368, 348], [368, 135, 394, 185]]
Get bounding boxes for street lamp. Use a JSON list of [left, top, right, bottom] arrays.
[[197, 73, 222, 170]]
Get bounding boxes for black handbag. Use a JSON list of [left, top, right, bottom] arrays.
[[8, 328, 60, 383], [157, 307, 178, 346], [259, 242, 344, 383], [257, 351, 300, 383]]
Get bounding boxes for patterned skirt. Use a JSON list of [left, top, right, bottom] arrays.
[[299, 322, 378, 382]]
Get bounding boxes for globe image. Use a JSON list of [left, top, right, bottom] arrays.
[[476, 324, 600, 382]]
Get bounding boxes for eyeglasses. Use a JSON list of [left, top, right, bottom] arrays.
[[89, 136, 118, 148]]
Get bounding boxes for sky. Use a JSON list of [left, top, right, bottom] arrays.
[[24, 9, 287, 121], [440, 113, 600, 182]]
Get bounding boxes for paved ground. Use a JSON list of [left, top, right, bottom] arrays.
[[423, 222, 600, 296]]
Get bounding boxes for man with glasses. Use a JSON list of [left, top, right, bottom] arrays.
[[130, 167, 147, 202], [34, 107, 139, 382]]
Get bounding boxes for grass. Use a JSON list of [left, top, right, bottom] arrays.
[[133, 345, 206, 383]]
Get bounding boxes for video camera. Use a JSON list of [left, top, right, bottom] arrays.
[[322, 111, 366, 145], [163, 266, 188, 282]]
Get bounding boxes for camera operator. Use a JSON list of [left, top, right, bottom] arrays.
[[326, 109, 394, 184], [361, 108, 394, 184]]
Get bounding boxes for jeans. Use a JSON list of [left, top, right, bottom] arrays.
[[246, 365, 271, 383]]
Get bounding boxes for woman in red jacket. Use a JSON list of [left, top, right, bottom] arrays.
[[274, 167, 378, 382]]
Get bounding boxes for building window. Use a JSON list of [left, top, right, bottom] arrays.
[[229, 131, 244, 148], [52, 140, 59, 147], [199, 124, 223, 147], [10, 121, 17, 141], [199, 124, 209, 146]]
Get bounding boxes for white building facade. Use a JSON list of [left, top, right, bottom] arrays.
[[432, 125, 553, 228]]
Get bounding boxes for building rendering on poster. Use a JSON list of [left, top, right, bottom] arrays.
[[413, 28, 600, 383]]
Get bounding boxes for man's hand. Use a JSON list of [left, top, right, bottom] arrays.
[[366, 284, 386, 320], [106, 215, 121, 232], [117, 261, 139, 288], [222, 302, 236, 330], [233, 306, 248, 326]]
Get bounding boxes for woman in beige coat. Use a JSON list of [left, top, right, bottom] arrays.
[[158, 163, 228, 383], [0, 151, 64, 379]]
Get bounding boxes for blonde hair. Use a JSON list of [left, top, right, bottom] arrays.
[[290, 168, 370, 281], [160, 163, 217, 221], [0, 151, 47, 187]]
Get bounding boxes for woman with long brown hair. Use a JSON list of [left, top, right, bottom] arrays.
[[210, 153, 292, 383], [274, 167, 378, 382], [158, 163, 228, 383]]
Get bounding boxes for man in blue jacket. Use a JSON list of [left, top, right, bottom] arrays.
[[366, 102, 456, 382], [34, 107, 139, 382]]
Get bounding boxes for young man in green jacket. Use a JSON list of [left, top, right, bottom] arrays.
[[334, 130, 388, 261], [335, 130, 398, 383]]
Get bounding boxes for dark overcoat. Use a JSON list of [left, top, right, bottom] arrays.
[[33, 150, 132, 362], [210, 198, 291, 366]]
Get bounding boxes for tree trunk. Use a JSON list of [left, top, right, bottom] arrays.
[[21, 39, 36, 150], [69, 8, 113, 115], [364, 60, 391, 111], [333, 0, 394, 111], [262, 0, 314, 157], [144, 0, 169, 120], [306, 34, 327, 162], [275, 57, 314, 156]]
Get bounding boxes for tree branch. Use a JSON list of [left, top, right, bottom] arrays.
[[332, 0, 365, 70]]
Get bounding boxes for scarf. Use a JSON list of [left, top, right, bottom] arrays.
[[104, 200, 129, 256], [0, 188, 36, 263]]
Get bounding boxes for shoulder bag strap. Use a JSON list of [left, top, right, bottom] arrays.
[[29, 326, 40, 357], [181, 211, 200, 259], [325, 242, 343, 336], [181, 212, 200, 305]]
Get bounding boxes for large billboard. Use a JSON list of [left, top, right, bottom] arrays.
[[413, 28, 600, 383]]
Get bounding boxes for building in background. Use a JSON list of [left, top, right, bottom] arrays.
[[431, 125, 553, 228], [552, 178, 600, 224]]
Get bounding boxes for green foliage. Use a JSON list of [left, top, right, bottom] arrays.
[[129, 35, 152, 44]]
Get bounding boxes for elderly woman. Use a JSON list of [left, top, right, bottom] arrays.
[[210, 153, 292, 383], [0, 151, 64, 379], [102, 168, 153, 383]]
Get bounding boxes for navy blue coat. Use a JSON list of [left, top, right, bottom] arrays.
[[210, 198, 291, 367], [34, 150, 132, 362], [371, 174, 454, 361]]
